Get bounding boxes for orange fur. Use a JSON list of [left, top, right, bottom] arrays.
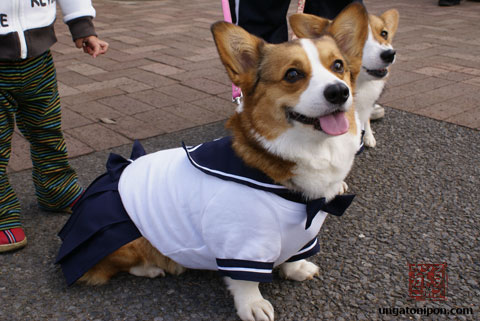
[[79, 237, 185, 285], [227, 115, 296, 182], [289, 3, 369, 87], [369, 9, 399, 44]]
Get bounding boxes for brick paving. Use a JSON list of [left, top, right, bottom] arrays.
[[6, 0, 480, 172]]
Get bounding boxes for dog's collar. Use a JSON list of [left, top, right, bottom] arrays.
[[182, 137, 354, 229]]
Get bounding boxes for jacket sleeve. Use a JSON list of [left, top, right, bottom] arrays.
[[57, 0, 97, 41]]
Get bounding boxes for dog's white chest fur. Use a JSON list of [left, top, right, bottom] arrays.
[[257, 124, 360, 201], [355, 74, 386, 124]]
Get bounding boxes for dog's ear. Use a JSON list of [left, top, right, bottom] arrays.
[[328, 3, 368, 76], [211, 22, 264, 89], [381, 9, 399, 38], [289, 13, 331, 39]]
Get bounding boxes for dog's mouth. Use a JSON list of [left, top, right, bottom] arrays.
[[286, 109, 349, 136], [364, 67, 388, 78]]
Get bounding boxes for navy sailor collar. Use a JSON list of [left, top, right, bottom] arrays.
[[182, 136, 355, 229]]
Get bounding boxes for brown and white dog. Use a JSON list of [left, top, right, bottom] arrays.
[[59, 4, 368, 321], [290, 8, 399, 148]]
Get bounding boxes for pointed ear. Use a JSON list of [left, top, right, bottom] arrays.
[[211, 21, 264, 89], [381, 9, 399, 38], [289, 13, 331, 39], [328, 3, 369, 64]]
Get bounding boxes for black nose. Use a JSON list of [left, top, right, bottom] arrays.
[[324, 83, 349, 105], [380, 49, 396, 63]]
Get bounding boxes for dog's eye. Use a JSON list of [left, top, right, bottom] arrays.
[[380, 30, 388, 40], [284, 68, 303, 83], [331, 60, 344, 73]]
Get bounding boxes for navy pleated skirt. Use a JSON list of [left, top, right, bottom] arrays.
[[56, 141, 145, 285]]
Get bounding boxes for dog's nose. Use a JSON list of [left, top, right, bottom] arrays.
[[380, 49, 396, 63], [324, 83, 349, 105]]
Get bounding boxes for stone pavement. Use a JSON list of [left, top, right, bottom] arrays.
[[6, 0, 480, 172]]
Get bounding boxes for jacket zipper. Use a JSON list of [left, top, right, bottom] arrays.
[[13, 0, 27, 59]]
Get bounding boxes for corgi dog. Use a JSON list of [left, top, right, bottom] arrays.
[[56, 4, 368, 321], [290, 8, 399, 148]]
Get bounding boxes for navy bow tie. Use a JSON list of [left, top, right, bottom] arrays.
[[305, 194, 355, 229]]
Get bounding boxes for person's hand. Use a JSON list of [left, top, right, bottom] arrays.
[[75, 36, 109, 58]]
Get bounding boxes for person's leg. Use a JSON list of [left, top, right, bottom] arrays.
[[230, 0, 292, 43], [14, 51, 83, 212], [304, 0, 363, 19], [0, 84, 26, 251]]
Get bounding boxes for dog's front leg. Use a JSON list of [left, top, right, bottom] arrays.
[[339, 181, 348, 195], [363, 119, 377, 148], [279, 259, 319, 281], [225, 277, 274, 321]]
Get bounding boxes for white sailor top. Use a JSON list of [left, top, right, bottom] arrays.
[[118, 137, 353, 282]]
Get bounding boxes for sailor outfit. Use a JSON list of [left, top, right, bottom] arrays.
[[56, 138, 354, 285]]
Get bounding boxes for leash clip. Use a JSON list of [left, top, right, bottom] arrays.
[[232, 94, 243, 105], [232, 90, 243, 105]]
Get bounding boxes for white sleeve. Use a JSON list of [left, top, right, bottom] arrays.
[[57, 0, 96, 22], [201, 185, 282, 282]]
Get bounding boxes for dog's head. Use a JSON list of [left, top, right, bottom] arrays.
[[361, 9, 399, 79], [290, 7, 399, 80], [211, 3, 368, 141]]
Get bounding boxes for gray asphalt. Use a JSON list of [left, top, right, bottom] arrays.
[[1, 108, 479, 320]]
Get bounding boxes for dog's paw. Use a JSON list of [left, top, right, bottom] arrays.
[[129, 265, 165, 278], [237, 299, 274, 321], [364, 132, 376, 148], [225, 278, 274, 321], [339, 181, 348, 195], [279, 260, 319, 281]]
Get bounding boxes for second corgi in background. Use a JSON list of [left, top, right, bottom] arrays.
[[290, 8, 399, 148]]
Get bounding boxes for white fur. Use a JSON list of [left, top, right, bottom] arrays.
[[279, 259, 319, 281], [255, 39, 361, 201], [225, 277, 274, 321], [129, 265, 165, 278], [355, 75, 385, 147], [236, 101, 244, 113], [296, 39, 353, 117], [362, 27, 394, 73], [355, 27, 396, 147], [256, 124, 358, 200]]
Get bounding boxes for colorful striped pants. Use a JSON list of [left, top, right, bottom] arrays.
[[0, 51, 83, 231]]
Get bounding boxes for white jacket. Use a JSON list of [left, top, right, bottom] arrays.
[[0, 0, 96, 60], [118, 139, 327, 282]]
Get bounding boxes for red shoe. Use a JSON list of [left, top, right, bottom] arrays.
[[0, 227, 27, 252]]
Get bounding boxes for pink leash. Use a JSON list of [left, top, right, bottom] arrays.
[[221, 0, 243, 104], [290, 0, 306, 40], [296, 0, 306, 13]]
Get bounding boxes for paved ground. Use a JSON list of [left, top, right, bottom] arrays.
[[1, 0, 479, 320], [6, 0, 480, 172]]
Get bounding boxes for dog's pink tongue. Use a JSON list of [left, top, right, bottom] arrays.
[[318, 112, 349, 136]]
